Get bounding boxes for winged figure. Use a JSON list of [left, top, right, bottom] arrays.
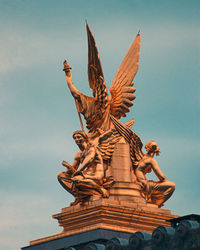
[[63, 24, 140, 139]]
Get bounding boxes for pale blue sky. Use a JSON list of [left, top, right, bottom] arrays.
[[0, 1, 199, 249]]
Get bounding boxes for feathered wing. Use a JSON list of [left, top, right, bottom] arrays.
[[79, 26, 140, 136], [97, 129, 121, 161], [85, 24, 110, 135], [87, 24, 104, 90], [87, 24, 108, 99], [110, 115, 144, 169], [109, 34, 140, 119], [97, 119, 135, 161]]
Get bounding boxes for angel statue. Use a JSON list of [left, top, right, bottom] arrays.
[[63, 24, 140, 141], [57, 123, 132, 205], [110, 116, 175, 208], [60, 24, 175, 207]]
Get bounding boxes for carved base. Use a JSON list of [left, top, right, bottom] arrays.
[[29, 198, 177, 246], [27, 141, 178, 248], [109, 181, 146, 203]]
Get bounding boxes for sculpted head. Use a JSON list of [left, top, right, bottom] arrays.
[[145, 140, 160, 156], [72, 131, 88, 146]]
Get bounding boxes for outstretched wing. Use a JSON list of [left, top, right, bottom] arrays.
[[109, 34, 140, 119], [87, 24, 108, 98], [83, 24, 110, 135], [110, 115, 144, 168], [97, 119, 135, 161], [97, 129, 121, 161]]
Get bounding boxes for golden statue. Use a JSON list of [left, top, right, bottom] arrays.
[[111, 116, 175, 207], [63, 24, 140, 140], [58, 130, 108, 205], [135, 141, 175, 207], [58, 24, 175, 207], [57, 128, 128, 205]]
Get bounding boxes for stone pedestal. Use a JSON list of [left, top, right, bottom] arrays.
[[22, 141, 178, 250], [109, 138, 135, 183], [108, 139, 146, 204], [28, 199, 177, 247]]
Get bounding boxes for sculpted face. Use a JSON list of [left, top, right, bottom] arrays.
[[145, 141, 160, 156], [73, 132, 86, 146]]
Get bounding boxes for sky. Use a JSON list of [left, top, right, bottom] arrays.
[[0, 0, 199, 249]]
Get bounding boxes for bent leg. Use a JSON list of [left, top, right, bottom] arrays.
[[76, 178, 108, 198], [149, 181, 175, 206], [57, 171, 75, 196]]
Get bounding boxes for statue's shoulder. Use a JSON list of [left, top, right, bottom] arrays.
[[140, 155, 154, 164]]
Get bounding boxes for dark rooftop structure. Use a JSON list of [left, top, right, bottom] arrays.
[[22, 214, 200, 250]]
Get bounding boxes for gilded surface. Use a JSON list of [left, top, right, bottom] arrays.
[[135, 141, 175, 207], [58, 24, 175, 207], [57, 129, 121, 205], [63, 24, 139, 140]]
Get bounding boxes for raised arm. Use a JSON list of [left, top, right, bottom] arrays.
[[63, 61, 81, 100]]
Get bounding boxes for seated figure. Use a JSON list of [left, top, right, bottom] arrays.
[[57, 130, 112, 205], [135, 140, 175, 207]]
